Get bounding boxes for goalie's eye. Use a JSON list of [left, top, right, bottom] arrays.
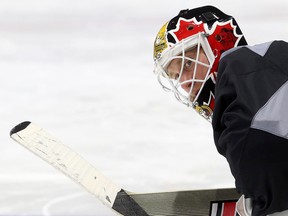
[[184, 60, 194, 71]]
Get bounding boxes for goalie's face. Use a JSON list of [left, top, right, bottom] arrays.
[[166, 47, 209, 102], [154, 33, 216, 122]]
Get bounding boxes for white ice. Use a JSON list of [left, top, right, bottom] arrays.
[[1, 0, 288, 215]]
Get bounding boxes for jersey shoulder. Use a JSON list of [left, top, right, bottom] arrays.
[[218, 40, 288, 77]]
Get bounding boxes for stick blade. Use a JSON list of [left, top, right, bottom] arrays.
[[10, 121, 123, 214]]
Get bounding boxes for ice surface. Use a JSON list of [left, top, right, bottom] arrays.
[[1, 0, 288, 215]]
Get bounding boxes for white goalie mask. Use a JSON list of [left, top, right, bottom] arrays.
[[153, 6, 247, 122]]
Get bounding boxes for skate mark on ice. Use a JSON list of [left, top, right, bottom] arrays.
[[42, 192, 85, 216]]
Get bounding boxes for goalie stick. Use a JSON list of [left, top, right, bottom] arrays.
[[10, 121, 240, 216]]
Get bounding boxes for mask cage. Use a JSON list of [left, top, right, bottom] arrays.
[[154, 33, 215, 108]]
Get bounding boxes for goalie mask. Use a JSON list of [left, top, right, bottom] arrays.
[[153, 6, 247, 122]]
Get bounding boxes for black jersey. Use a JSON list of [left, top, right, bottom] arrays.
[[212, 41, 288, 216]]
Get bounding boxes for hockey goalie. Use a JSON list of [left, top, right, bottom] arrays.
[[153, 5, 288, 216]]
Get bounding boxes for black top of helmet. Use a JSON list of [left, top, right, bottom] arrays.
[[168, 6, 232, 30], [166, 5, 247, 46]]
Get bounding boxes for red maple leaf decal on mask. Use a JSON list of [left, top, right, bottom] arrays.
[[170, 18, 205, 42], [208, 21, 240, 53]]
